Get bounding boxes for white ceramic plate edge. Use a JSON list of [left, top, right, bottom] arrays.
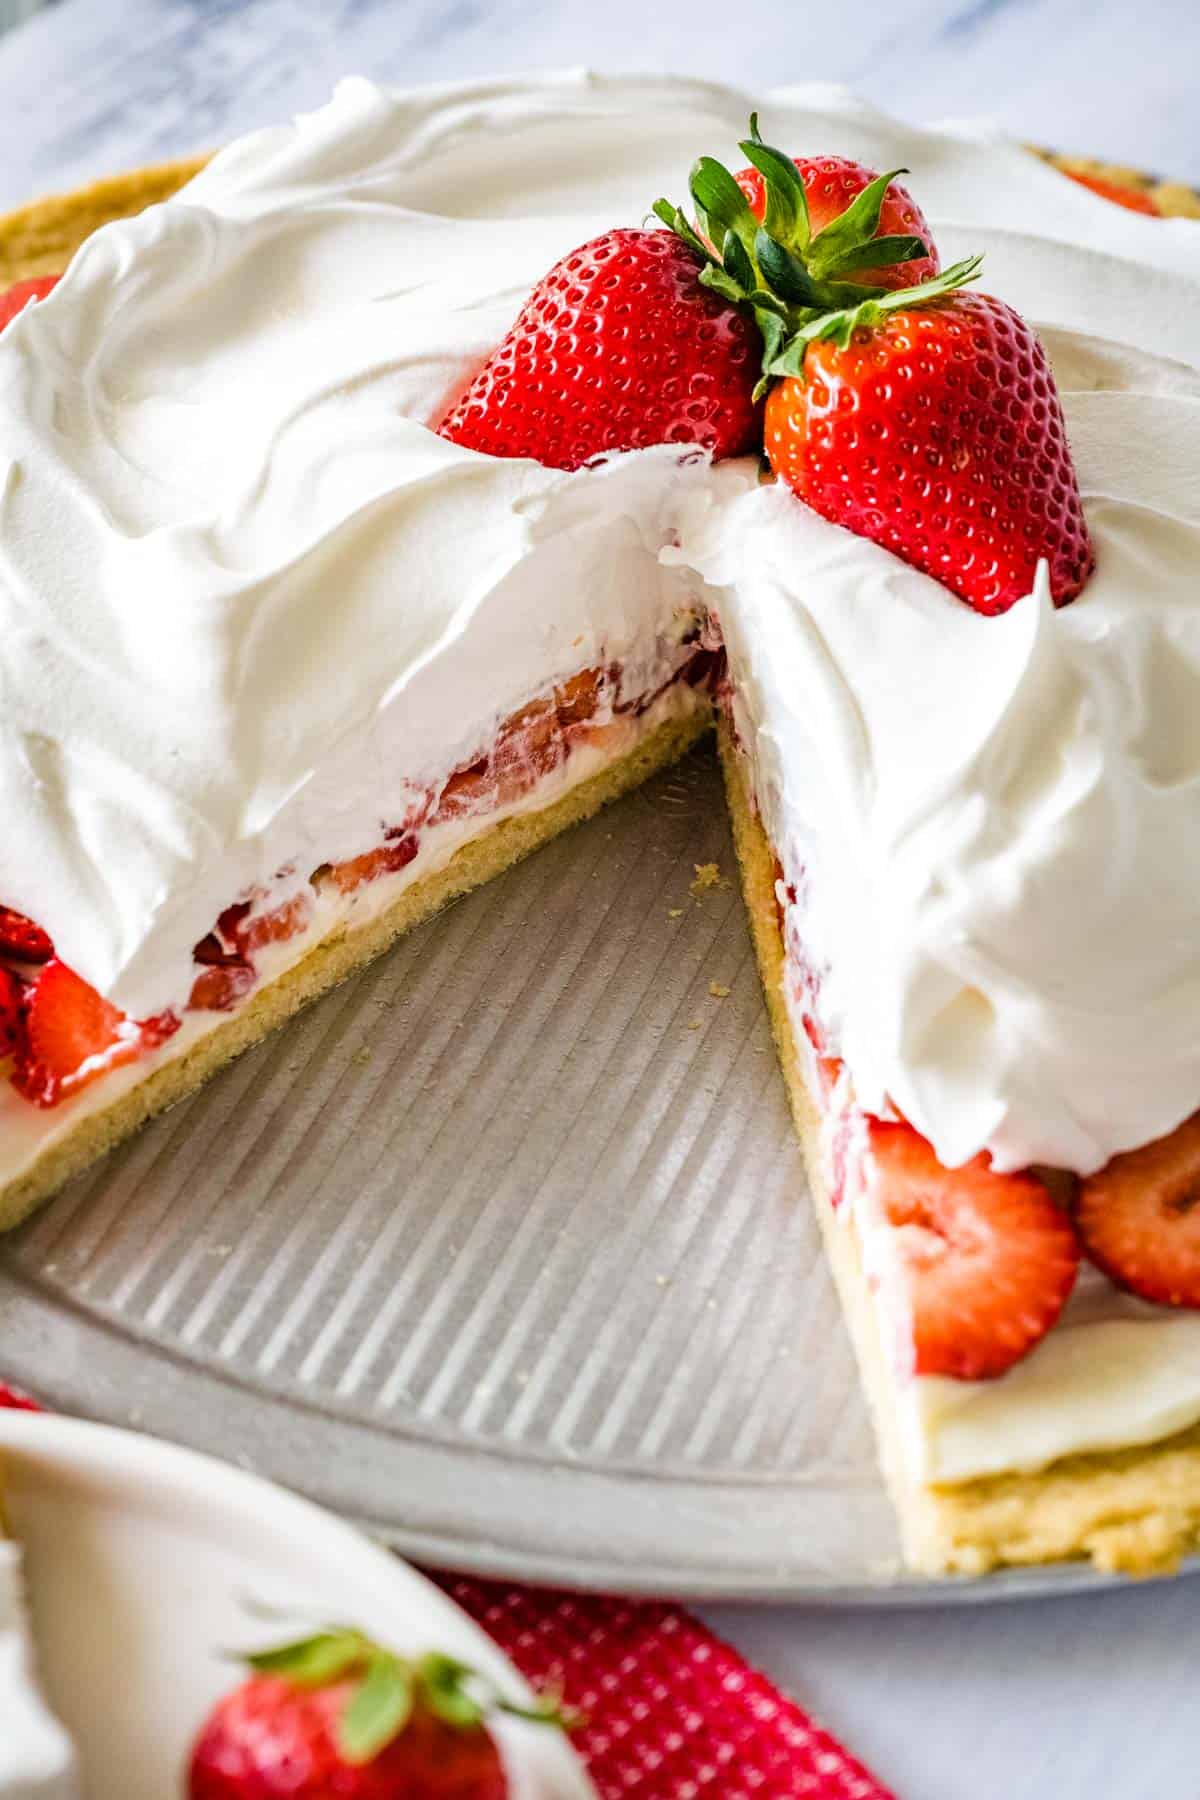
[[0, 1411, 595, 1800]]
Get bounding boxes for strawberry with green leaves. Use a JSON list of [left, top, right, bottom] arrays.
[[189, 1628, 570, 1800], [732, 150, 940, 291], [654, 118, 1094, 616]]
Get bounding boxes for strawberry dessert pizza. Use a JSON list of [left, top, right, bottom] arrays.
[[1, 74, 1199, 1579]]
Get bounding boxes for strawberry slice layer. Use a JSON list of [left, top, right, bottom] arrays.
[[1065, 169, 1161, 216], [0, 274, 61, 332], [0, 968, 23, 1064], [13, 959, 179, 1108], [0, 904, 53, 964], [1076, 1114, 1200, 1308], [864, 1120, 1080, 1381]]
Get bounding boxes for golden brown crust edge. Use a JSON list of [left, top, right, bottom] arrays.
[[0, 157, 209, 283], [717, 720, 1200, 1581], [0, 709, 711, 1234], [1030, 147, 1200, 219]]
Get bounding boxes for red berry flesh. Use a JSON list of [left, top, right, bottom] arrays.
[[765, 290, 1094, 614], [438, 227, 761, 471], [1076, 1114, 1200, 1309], [864, 1120, 1080, 1380]]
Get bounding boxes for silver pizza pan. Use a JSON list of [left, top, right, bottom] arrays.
[[0, 743, 1187, 1604]]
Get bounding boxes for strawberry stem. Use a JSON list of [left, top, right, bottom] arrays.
[[340, 1651, 414, 1764], [235, 1628, 575, 1766], [762, 253, 985, 380], [652, 122, 984, 397]]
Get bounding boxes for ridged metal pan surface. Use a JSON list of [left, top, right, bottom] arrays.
[[0, 743, 1187, 1604]]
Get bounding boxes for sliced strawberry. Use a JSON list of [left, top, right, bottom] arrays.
[[0, 274, 60, 333], [0, 967, 24, 1066], [223, 892, 312, 957], [491, 695, 563, 794], [1065, 169, 1161, 216], [554, 667, 605, 730], [0, 904, 53, 963], [13, 959, 179, 1108], [1075, 1114, 1200, 1307], [189, 962, 256, 1013], [326, 830, 419, 897], [431, 760, 495, 826], [864, 1120, 1079, 1380]]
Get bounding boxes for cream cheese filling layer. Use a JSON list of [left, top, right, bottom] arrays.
[[0, 679, 709, 1187]]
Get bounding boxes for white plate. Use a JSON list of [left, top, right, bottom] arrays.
[[0, 1411, 595, 1800]]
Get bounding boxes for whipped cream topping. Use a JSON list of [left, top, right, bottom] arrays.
[[0, 74, 721, 1018], [696, 415, 1200, 1176], [0, 71, 1198, 1184]]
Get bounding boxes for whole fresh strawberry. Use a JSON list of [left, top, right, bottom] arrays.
[[763, 285, 1093, 613], [0, 274, 60, 332], [437, 226, 761, 469], [655, 120, 1094, 614], [189, 1628, 568, 1800]]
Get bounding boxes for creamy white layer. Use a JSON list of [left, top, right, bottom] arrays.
[[757, 848, 1200, 1487], [0, 680, 708, 1188], [0, 1542, 80, 1800], [696, 412, 1200, 1179], [910, 1272, 1200, 1485], [3, 73, 1199, 1177]]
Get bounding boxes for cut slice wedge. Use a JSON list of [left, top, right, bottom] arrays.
[[718, 717, 1200, 1579]]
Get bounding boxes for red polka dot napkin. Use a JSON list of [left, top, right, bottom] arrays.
[[1, 1384, 891, 1798], [442, 1577, 891, 1798]]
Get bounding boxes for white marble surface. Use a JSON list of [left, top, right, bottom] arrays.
[[1, 3, 1198, 1797], [0, 0, 1197, 210]]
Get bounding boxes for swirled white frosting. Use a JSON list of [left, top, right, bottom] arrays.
[[0, 70, 1198, 1193]]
